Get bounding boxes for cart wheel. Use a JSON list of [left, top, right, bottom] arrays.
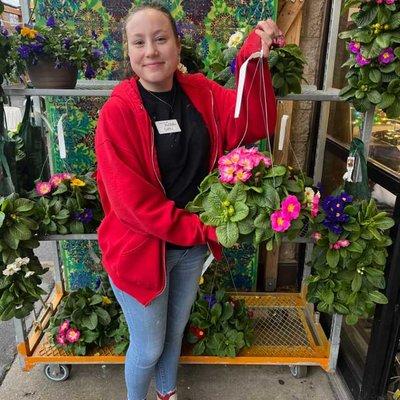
[[289, 365, 308, 379], [43, 364, 71, 382]]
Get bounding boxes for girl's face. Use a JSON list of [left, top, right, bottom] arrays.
[[126, 9, 181, 92]]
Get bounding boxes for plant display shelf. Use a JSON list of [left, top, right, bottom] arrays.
[[9, 77, 373, 381]]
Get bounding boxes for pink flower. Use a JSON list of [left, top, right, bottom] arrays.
[[271, 210, 291, 232], [348, 41, 361, 54], [281, 195, 301, 220], [233, 169, 252, 183], [385, 0, 395, 4], [35, 181, 52, 196], [58, 320, 70, 334], [260, 156, 272, 168], [338, 239, 350, 248], [238, 156, 254, 171], [378, 48, 395, 65], [311, 192, 320, 218], [219, 165, 236, 183], [65, 327, 81, 343], [61, 172, 72, 180], [356, 53, 371, 67], [218, 155, 234, 167], [311, 232, 322, 241], [56, 334, 67, 346], [376, 0, 384, 4], [49, 173, 64, 188]]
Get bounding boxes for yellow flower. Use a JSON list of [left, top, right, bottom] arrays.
[[227, 30, 244, 48], [102, 296, 112, 305], [70, 178, 86, 187], [21, 27, 37, 39], [199, 276, 204, 285]]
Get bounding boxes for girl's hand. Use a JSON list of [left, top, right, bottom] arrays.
[[255, 19, 284, 57]]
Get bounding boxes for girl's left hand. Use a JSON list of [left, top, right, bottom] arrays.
[[255, 19, 283, 57]]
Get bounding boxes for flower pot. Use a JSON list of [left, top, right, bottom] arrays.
[[27, 58, 78, 89]]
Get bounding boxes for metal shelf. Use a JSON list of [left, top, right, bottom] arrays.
[[2, 81, 342, 101]]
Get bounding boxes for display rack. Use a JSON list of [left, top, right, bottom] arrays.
[[4, 79, 373, 381]]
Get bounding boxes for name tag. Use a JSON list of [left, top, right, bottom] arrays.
[[155, 119, 181, 134]]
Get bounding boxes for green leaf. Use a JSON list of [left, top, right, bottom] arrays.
[[69, 220, 84, 234], [0, 211, 5, 228], [345, 314, 359, 325], [230, 203, 249, 222], [333, 303, 350, 314], [265, 166, 286, 178], [385, 100, 400, 118], [81, 312, 98, 330], [367, 90, 382, 104], [201, 212, 224, 226], [227, 183, 246, 204], [347, 242, 364, 253], [237, 217, 255, 235], [326, 249, 340, 268], [192, 340, 205, 355], [95, 307, 111, 325], [263, 185, 281, 210], [11, 224, 31, 241], [378, 92, 396, 109], [353, 7, 378, 27], [216, 222, 239, 248], [272, 74, 284, 89], [3, 229, 19, 250], [369, 69, 381, 83], [374, 217, 395, 230], [14, 198, 34, 213], [211, 303, 222, 323], [369, 290, 388, 304], [89, 294, 103, 305], [375, 33, 392, 49], [352, 273, 362, 292]]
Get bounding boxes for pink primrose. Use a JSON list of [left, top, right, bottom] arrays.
[[56, 334, 67, 346], [61, 172, 73, 180], [233, 169, 252, 183], [271, 210, 291, 232], [311, 232, 322, 241], [281, 195, 301, 220], [338, 239, 350, 248], [348, 41, 361, 54], [356, 53, 371, 67], [35, 181, 52, 196], [65, 327, 81, 343], [238, 156, 255, 171], [218, 155, 234, 167], [219, 165, 236, 183], [49, 173, 64, 188], [311, 193, 320, 218], [58, 320, 70, 334], [385, 0, 395, 4]]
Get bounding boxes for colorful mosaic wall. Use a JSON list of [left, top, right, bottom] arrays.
[[36, 0, 277, 290]]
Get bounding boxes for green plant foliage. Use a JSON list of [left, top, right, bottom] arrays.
[[186, 288, 254, 357], [307, 197, 394, 325], [340, 1, 400, 117]]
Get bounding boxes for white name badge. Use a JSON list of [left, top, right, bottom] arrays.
[[155, 119, 182, 134]]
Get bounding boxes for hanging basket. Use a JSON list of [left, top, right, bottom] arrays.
[[27, 58, 78, 89]]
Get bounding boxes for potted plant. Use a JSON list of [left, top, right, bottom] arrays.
[[9, 16, 108, 88]]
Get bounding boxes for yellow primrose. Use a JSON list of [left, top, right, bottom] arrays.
[[102, 296, 112, 305], [21, 27, 37, 39], [199, 276, 204, 285], [70, 178, 86, 187]]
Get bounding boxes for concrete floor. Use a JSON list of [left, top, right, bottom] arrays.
[[0, 361, 347, 400]]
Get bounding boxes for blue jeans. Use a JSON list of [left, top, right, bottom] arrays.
[[110, 244, 208, 400]]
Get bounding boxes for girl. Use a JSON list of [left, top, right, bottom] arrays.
[[95, 3, 280, 399]]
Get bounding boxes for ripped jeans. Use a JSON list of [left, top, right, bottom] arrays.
[[110, 244, 208, 400]]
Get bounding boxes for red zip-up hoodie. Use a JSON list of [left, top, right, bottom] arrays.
[[95, 31, 277, 305]]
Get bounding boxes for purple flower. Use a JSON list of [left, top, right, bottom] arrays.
[[73, 208, 94, 224], [62, 38, 72, 50], [102, 39, 110, 52], [46, 16, 56, 27], [229, 58, 237, 74], [340, 192, 353, 203], [378, 48, 395, 65], [35, 34, 45, 43], [91, 30, 98, 39], [356, 53, 371, 67], [31, 42, 44, 54], [0, 26, 9, 37], [18, 44, 32, 59], [92, 48, 103, 58], [84, 64, 96, 79], [203, 294, 217, 308], [15, 25, 22, 33], [323, 220, 343, 235], [348, 41, 361, 54]]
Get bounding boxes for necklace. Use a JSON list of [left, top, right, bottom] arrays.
[[142, 84, 177, 115]]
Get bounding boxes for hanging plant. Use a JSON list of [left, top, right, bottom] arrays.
[[186, 146, 315, 250], [339, 0, 400, 117], [306, 194, 394, 325]]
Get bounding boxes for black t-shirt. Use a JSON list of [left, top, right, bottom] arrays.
[[138, 79, 210, 249]]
